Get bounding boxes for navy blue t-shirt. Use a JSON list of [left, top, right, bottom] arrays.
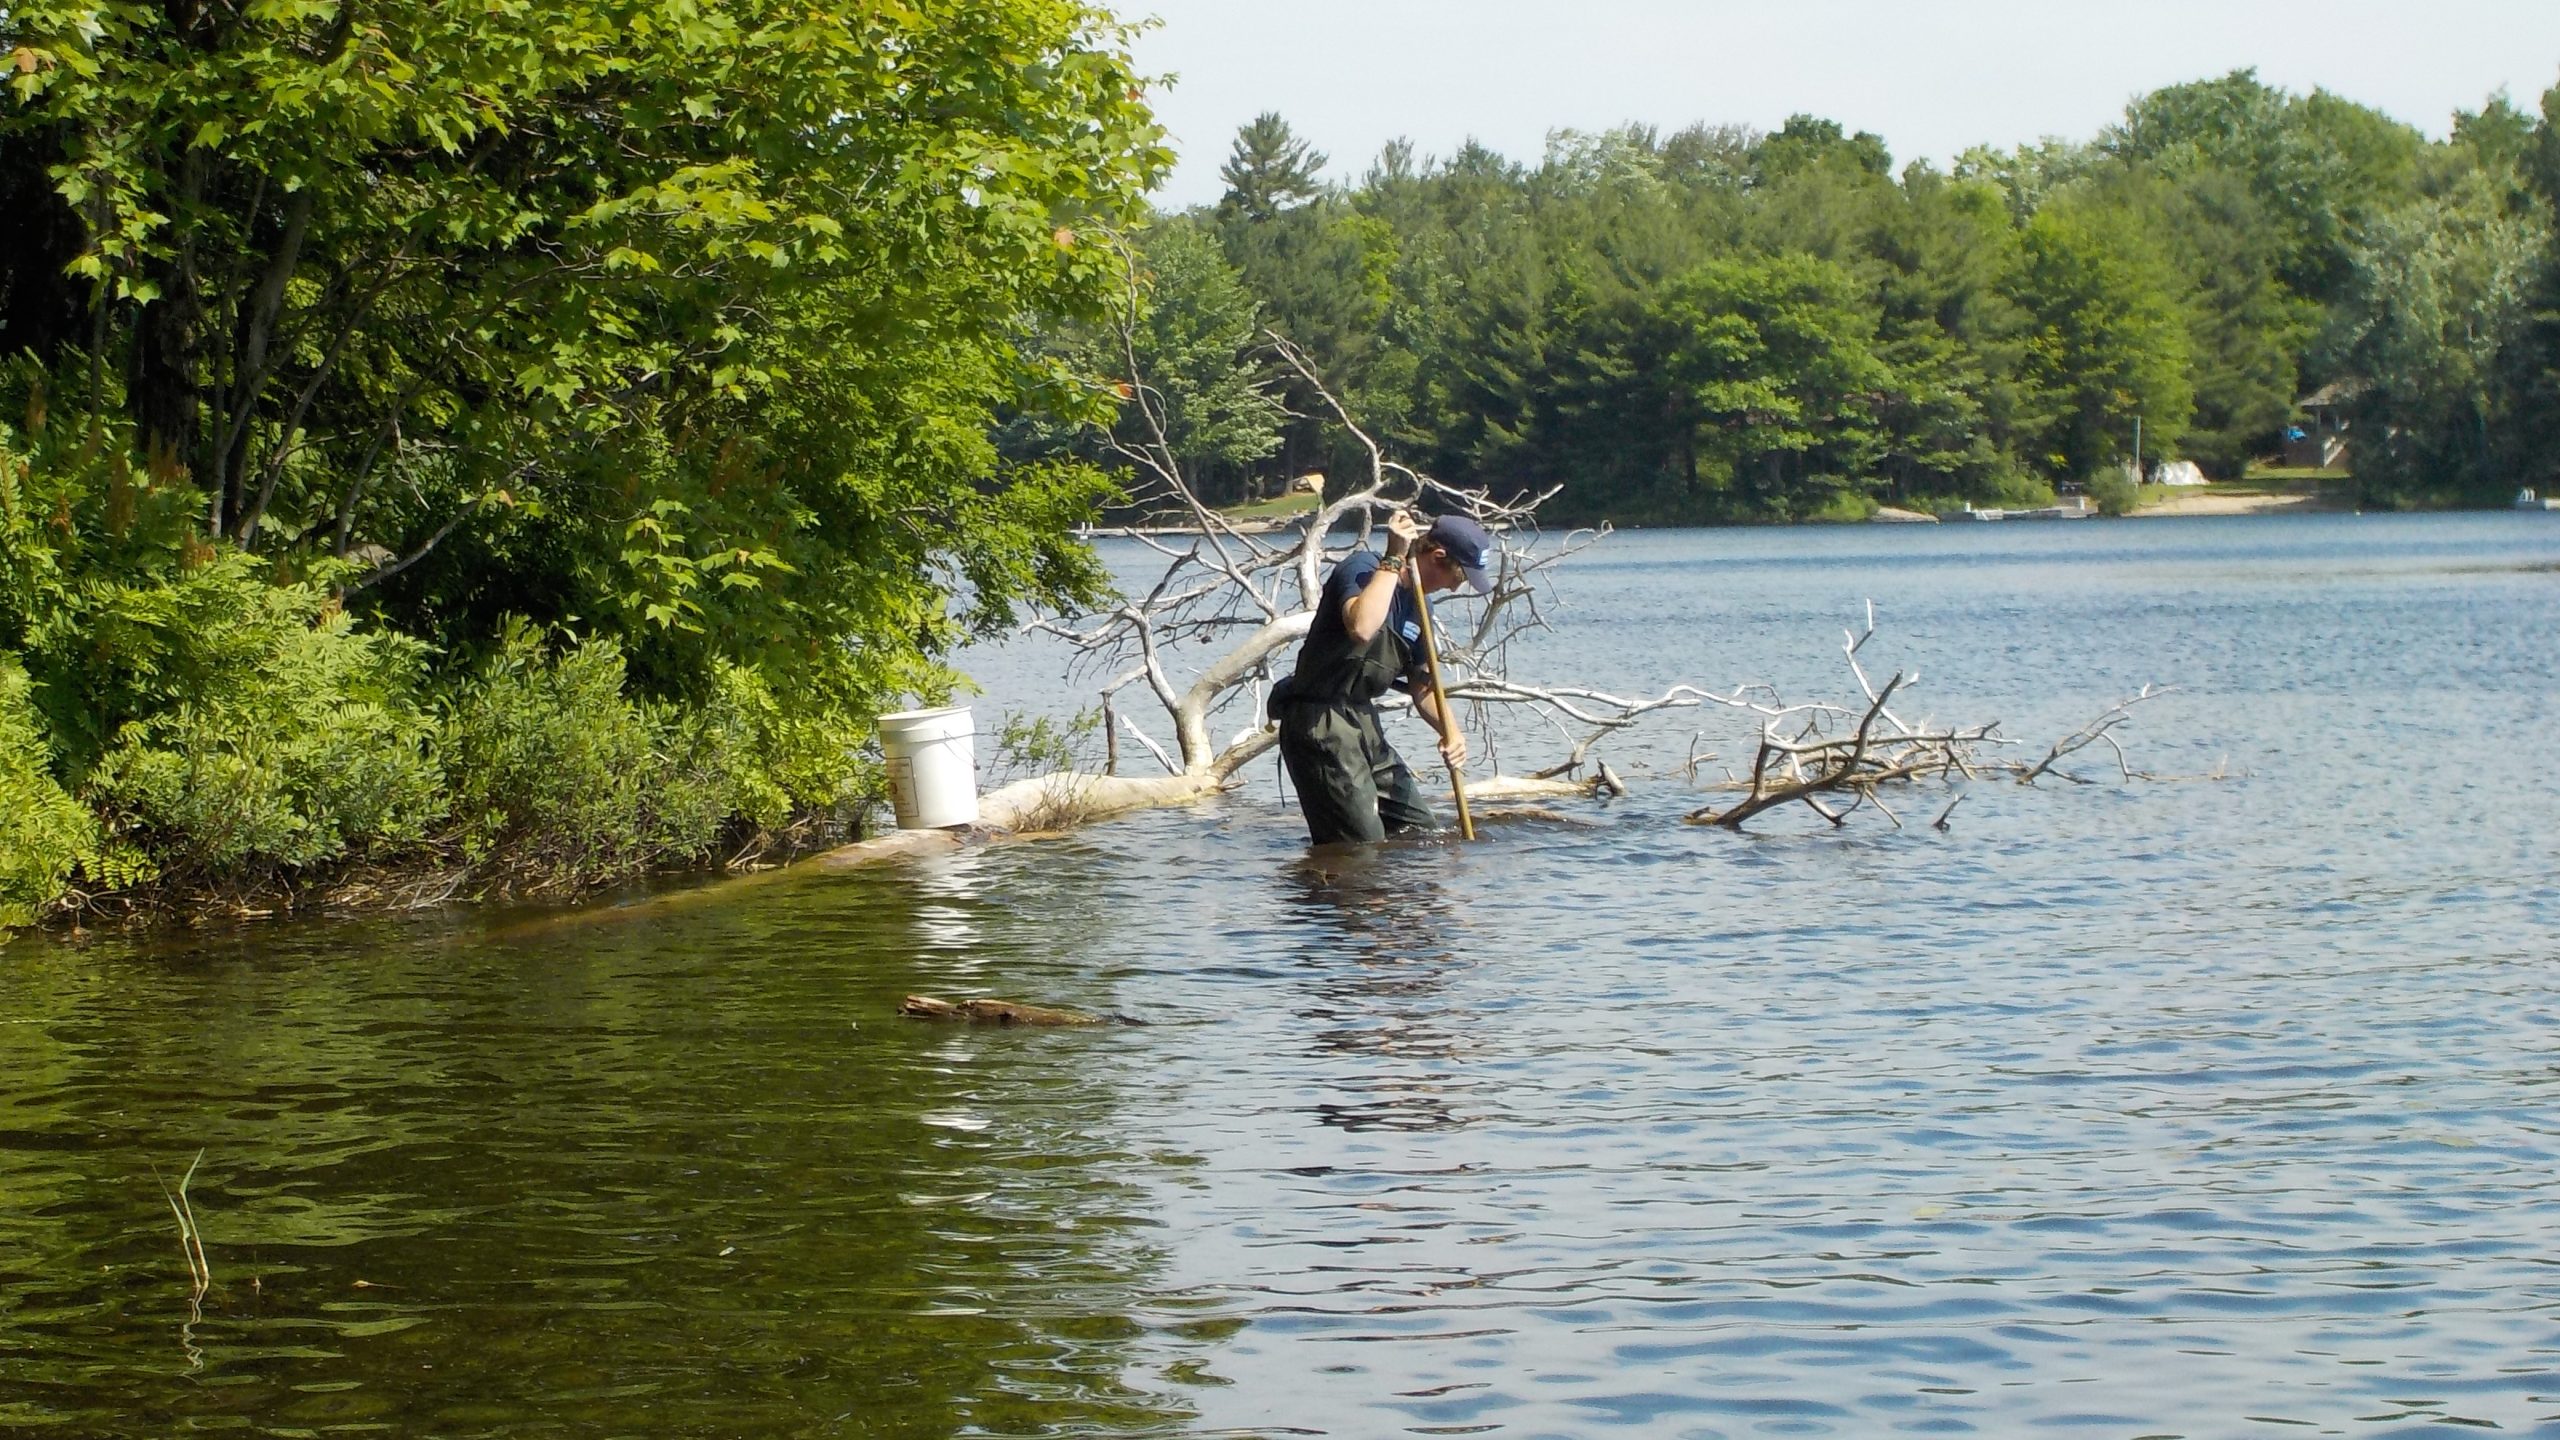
[[1313, 551, 1426, 691]]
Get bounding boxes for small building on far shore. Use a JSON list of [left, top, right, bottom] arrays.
[[2286, 382, 2358, 469]]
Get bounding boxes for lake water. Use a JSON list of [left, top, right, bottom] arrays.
[[5, 514, 2558, 1437]]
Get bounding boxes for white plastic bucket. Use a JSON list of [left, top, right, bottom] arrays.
[[877, 705, 978, 829]]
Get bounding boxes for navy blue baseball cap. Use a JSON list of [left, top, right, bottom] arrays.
[[1426, 514, 1496, 596]]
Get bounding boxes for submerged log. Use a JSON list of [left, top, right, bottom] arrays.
[[898, 994, 1104, 1026], [815, 769, 1240, 871], [812, 764, 1612, 871]]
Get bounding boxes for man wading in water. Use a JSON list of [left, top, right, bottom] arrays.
[[1269, 510, 1494, 845]]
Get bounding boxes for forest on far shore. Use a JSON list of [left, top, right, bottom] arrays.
[[1043, 70, 2560, 523]]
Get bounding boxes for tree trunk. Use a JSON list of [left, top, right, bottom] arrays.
[[812, 766, 1607, 872], [129, 275, 202, 488], [130, 151, 210, 497]]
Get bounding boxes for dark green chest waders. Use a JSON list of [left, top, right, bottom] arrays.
[[1271, 596, 1437, 845]]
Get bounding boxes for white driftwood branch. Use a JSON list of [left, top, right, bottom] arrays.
[[1678, 633, 2172, 830], [2016, 685, 2171, 785]]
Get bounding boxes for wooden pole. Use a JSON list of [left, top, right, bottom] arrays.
[[1406, 564, 1475, 840]]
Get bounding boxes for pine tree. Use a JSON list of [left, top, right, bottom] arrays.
[[1219, 113, 1328, 221]]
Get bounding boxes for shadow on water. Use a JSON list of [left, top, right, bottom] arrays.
[[0, 868, 1196, 1437]]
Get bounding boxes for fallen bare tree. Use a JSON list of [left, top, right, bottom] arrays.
[[1679, 604, 2174, 831], [816, 250, 2174, 869], [818, 268, 1687, 868]]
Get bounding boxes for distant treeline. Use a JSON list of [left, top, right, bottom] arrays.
[[1067, 72, 2560, 522]]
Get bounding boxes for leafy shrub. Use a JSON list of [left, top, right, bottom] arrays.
[[697, 662, 878, 832], [440, 623, 744, 887], [1904, 460, 2059, 518], [0, 657, 95, 929], [0, 384, 215, 762], [2086, 466, 2141, 516], [3, 402, 446, 889], [0, 390, 879, 914], [989, 707, 1102, 782], [1977, 466, 2060, 511], [84, 551, 445, 874], [1804, 490, 1880, 523]]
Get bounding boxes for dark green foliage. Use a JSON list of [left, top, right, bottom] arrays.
[[82, 551, 444, 875], [1125, 223, 1290, 475], [1220, 113, 1330, 222], [1218, 196, 1398, 487], [0, 0, 1165, 925], [439, 625, 740, 885], [1153, 76, 2560, 523], [2006, 206, 2194, 481], [0, 657, 92, 927], [2, 390, 446, 888], [2, 0, 1160, 699], [1752, 115, 1893, 187], [1828, 166, 2033, 503], [2104, 69, 2425, 302], [0, 406, 868, 915], [2324, 174, 2551, 506], [995, 218, 1285, 509], [2086, 467, 2141, 516], [1649, 253, 1892, 518], [2149, 171, 2315, 478]]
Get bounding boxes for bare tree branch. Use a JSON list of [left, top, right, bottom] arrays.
[[2017, 685, 2171, 785], [846, 238, 2182, 861]]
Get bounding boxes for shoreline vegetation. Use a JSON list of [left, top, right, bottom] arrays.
[[4, 9, 2557, 937], [0, 480, 2382, 941], [1098, 470, 2364, 536], [0, 472, 2470, 942]]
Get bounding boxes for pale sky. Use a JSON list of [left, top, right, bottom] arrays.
[[1126, 0, 2560, 209]]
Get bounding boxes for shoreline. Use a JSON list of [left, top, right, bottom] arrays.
[[1150, 485, 2369, 536], [2129, 487, 2345, 518], [0, 483, 2420, 945]]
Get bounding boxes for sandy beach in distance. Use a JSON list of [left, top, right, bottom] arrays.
[[1867, 485, 2347, 523], [2135, 487, 2337, 517]]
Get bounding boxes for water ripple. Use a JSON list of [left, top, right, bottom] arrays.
[[8, 516, 2560, 1435]]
